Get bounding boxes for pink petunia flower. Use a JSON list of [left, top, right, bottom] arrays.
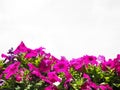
[[98, 84, 113, 90], [82, 73, 98, 90], [15, 68, 25, 82], [1, 54, 8, 59], [14, 41, 28, 54], [113, 54, 120, 76], [25, 48, 37, 59], [82, 55, 98, 66], [44, 53, 51, 59], [39, 59, 52, 73], [3, 61, 20, 79], [54, 56, 69, 73], [28, 63, 41, 77], [47, 71, 61, 83], [97, 55, 106, 63], [28, 63, 52, 84], [25, 47, 46, 58], [51, 55, 59, 63], [101, 59, 115, 71], [16, 74, 22, 82], [70, 58, 84, 71], [34, 47, 45, 56], [81, 81, 98, 90]]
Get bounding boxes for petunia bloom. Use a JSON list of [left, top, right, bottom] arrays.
[[113, 54, 120, 76], [81, 81, 98, 90], [39, 59, 52, 73], [101, 59, 115, 71], [54, 56, 69, 73], [3, 61, 20, 79], [25, 48, 37, 59], [14, 41, 28, 54], [34, 47, 45, 56], [15, 68, 25, 82], [28, 63, 52, 84], [97, 55, 106, 63], [28, 63, 41, 77], [1, 54, 8, 59], [98, 84, 113, 90], [47, 71, 61, 83], [82, 55, 98, 66], [15, 74, 22, 82], [70, 58, 84, 71]]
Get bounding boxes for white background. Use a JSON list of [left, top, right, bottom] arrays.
[[0, 0, 120, 60]]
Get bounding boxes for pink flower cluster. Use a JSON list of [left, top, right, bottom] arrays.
[[0, 41, 120, 90]]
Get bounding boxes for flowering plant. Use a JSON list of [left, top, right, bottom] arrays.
[[0, 42, 120, 90]]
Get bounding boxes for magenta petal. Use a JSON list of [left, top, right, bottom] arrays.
[[1, 54, 8, 59], [48, 71, 61, 83], [25, 49, 37, 58], [3, 61, 20, 79], [14, 41, 28, 54], [99, 84, 113, 90], [39, 59, 52, 73], [54, 57, 69, 73], [83, 73, 91, 81]]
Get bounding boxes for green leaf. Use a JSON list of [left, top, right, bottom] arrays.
[[113, 83, 120, 88]]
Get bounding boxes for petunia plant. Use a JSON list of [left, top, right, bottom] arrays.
[[0, 41, 120, 90]]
